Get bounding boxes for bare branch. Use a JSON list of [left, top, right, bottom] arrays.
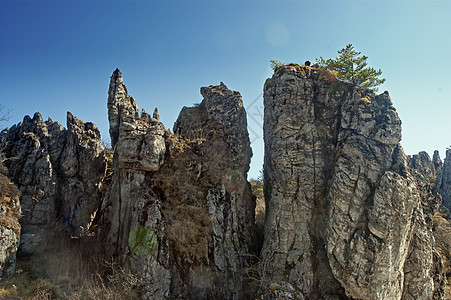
[[0, 105, 11, 123]]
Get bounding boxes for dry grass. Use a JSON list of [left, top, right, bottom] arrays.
[[0, 260, 60, 299], [154, 130, 241, 268], [0, 163, 21, 235], [0, 257, 142, 299], [357, 96, 372, 105], [166, 205, 212, 266], [310, 66, 339, 83], [153, 135, 215, 267]]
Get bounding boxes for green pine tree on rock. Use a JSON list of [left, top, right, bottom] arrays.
[[316, 44, 385, 90]]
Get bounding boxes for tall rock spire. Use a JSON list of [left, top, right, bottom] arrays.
[[436, 150, 451, 210], [107, 68, 138, 149]]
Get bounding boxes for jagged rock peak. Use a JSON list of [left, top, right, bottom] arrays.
[[436, 149, 451, 210], [107, 68, 138, 148], [200, 82, 243, 106], [111, 68, 123, 84], [67, 111, 101, 140], [0, 111, 106, 254], [153, 107, 159, 121], [433, 150, 443, 171], [261, 64, 443, 299], [408, 151, 437, 179], [106, 69, 166, 172]]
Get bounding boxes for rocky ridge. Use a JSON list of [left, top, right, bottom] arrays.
[[0, 65, 446, 299], [0, 112, 106, 255]]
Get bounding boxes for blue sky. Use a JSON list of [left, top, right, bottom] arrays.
[[1, 0, 450, 179]]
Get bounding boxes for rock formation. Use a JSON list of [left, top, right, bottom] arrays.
[[0, 65, 445, 299], [0, 162, 21, 277], [98, 70, 255, 298], [261, 64, 444, 299], [0, 112, 106, 254], [408, 151, 440, 184], [436, 149, 451, 210], [433, 150, 443, 172]]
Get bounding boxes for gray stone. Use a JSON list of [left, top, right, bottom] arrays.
[[107, 69, 166, 172], [436, 150, 451, 210], [0, 163, 21, 277], [0, 111, 106, 254], [409, 151, 437, 182], [261, 64, 444, 299], [99, 71, 255, 298]]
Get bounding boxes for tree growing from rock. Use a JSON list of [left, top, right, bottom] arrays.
[[316, 43, 386, 90], [270, 59, 285, 70]]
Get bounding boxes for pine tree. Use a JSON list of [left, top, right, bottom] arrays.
[[316, 44, 385, 90]]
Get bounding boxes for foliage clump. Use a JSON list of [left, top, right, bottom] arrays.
[[316, 44, 385, 90], [270, 44, 386, 91], [128, 226, 157, 256], [270, 59, 285, 70]]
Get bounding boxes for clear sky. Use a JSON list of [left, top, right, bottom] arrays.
[[1, 0, 450, 179]]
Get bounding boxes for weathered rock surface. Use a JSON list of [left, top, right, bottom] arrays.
[[108, 69, 166, 172], [436, 150, 451, 210], [0, 163, 21, 277], [433, 150, 443, 172], [409, 151, 440, 184], [261, 64, 444, 299], [99, 70, 255, 298], [433, 209, 451, 286], [0, 112, 106, 254]]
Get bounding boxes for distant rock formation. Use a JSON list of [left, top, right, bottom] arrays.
[[261, 64, 444, 299], [98, 70, 255, 298], [0, 162, 21, 277], [433, 150, 443, 172], [0, 112, 106, 254], [436, 150, 451, 210], [408, 151, 441, 184]]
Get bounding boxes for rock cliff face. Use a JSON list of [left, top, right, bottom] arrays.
[[0, 163, 21, 277], [0, 112, 106, 254], [261, 64, 443, 299], [436, 150, 451, 210], [98, 70, 255, 298]]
